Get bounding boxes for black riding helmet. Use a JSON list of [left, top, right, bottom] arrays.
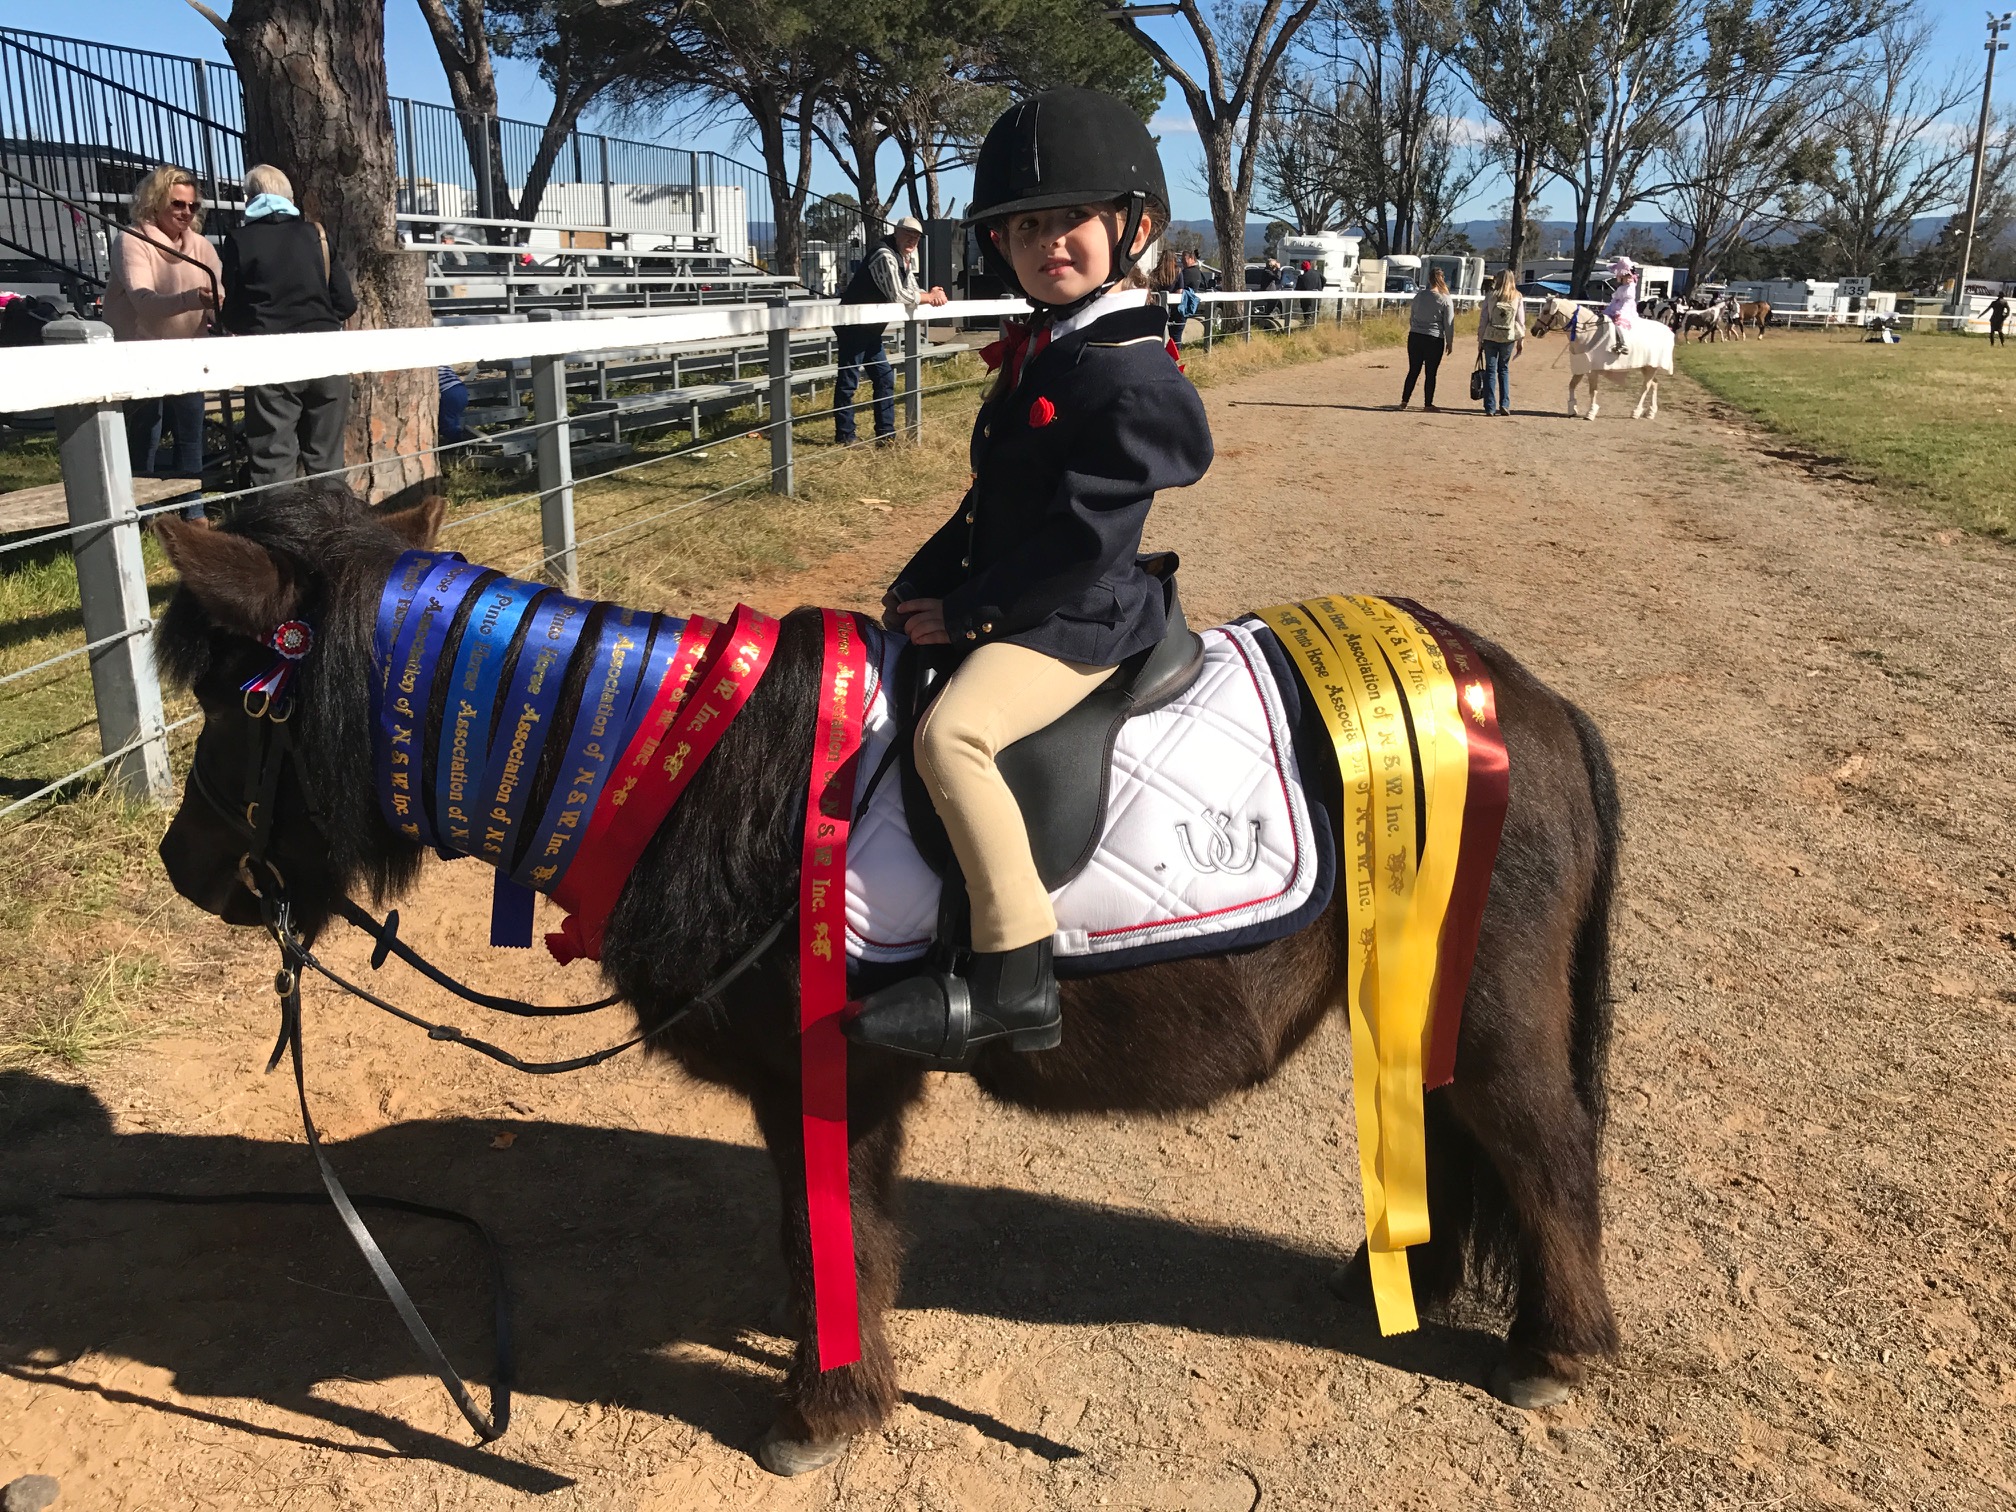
[[965, 87, 1168, 316]]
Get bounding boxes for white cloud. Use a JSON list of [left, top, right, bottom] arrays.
[[1151, 112, 1200, 135]]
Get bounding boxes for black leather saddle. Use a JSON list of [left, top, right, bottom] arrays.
[[896, 556, 1206, 891]]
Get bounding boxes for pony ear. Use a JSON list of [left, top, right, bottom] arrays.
[[375, 489, 448, 550], [154, 517, 301, 638]]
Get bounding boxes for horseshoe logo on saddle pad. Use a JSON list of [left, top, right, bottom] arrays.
[[1175, 811, 1263, 876]]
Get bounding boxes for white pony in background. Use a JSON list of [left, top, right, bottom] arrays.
[[1530, 293, 1676, 420]]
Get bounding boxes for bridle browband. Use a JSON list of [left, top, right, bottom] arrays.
[[176, 622, 792, 1443]]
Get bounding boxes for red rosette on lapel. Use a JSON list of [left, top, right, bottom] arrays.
[[1028, 395, 1056, 428]]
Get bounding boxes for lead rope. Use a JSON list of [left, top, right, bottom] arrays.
[[241, 882, 790, 1441]]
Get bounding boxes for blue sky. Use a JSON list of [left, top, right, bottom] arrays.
[[2, 0, 2004, 226]]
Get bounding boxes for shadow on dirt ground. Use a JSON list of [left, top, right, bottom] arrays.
[[0, 1070, 1502, 1486]]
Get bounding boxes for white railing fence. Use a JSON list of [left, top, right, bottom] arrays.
[[1, 287, 1424, 819]]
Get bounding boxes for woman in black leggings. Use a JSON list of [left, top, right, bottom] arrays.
[[1398, 267, 1457, 410]]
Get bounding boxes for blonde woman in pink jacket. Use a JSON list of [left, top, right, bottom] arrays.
[[101, 165, 221, 487]]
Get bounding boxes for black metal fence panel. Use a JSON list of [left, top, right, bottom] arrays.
[[2, 25, 867, 291]]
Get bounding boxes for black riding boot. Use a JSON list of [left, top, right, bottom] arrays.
[[844, 939, 1062, 1068]]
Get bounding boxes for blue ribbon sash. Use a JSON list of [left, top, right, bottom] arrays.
[[514, 611, 685, 896], [366, 554, 692, 948], [436, 577, 544, 853], [377, 555, 487, 845], [471, 590, 592, 872]]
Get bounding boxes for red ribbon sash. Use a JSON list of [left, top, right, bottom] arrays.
[[800, 609, 867, 1370], [1390, 600, 1509, 1089], [546, 606, 778, 964]]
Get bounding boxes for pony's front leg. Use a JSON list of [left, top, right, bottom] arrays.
[[1632, 375, 1652, 419], [750, 1066, 923, 1475], [1566, 373, 1582, 417], [1584, 375, 1601, 421]]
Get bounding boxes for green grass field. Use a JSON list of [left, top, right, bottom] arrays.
[[1675, 329, 2016, 539]]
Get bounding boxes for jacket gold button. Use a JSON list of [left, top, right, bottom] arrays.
[[964, 630, 977, 641], [960, 556, 970, 568], [981, 622, 994, 633], [963, 511, 974, 523]]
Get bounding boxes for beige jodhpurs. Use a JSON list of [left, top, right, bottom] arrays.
[[915, 641, 1115, 953]]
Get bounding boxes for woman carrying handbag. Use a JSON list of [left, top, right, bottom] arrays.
[[1476, 269, 1526, 416]]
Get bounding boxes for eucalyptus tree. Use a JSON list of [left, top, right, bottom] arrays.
[[1657, 0, 1890, 285], [1317, 0, 1473, 256], [1458, 0, 1580, 279], [1538, 0, 1694, 295], [1254, 74, 1353, 232], [1808, 15, 1973, 281], [1118, 0, 1327, 289]]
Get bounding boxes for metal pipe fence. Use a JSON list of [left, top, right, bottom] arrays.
[[1, 288, 1397, 823]]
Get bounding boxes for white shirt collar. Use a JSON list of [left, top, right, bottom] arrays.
[[1045, 285, 1152, 341]]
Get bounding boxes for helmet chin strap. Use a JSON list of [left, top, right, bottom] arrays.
[[1018, 191, 1149, 320]]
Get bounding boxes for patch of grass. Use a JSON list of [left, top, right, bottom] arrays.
[[1675, 330, 2016, 538], [0, 951, 160, 1068], [0, 432, 62, 494], [0, 533, 190, 801], [0, 788, 241, 1068]]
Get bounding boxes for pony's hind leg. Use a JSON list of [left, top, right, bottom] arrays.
[[1632, 376, 1652, 419], [749, 1069, 922, 1474], [1584, 378, 1601, 421], [1444, 1021, 1616, 1404]]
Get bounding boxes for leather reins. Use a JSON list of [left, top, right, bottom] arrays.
[[156, 672, 790, 1442]]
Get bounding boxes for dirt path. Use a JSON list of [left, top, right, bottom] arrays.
[[5, 345, 2014, 1511]]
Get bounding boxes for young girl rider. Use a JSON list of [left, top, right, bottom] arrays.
[[1603, 255, 1639, 355], [844, 88, 1214, 1066]]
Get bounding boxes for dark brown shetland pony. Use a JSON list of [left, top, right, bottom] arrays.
[[151, 485, 1621, 1474]]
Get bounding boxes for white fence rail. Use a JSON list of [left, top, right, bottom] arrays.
[[1, 287, 1416, 820]]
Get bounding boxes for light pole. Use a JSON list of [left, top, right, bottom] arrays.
[[1952, 11, 2013, 320]]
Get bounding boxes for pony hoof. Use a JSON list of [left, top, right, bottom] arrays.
[[1489, 1357, 1576, 1410], [757, 1421, 850, 1477], [1326, 1246, 1372, 1309]]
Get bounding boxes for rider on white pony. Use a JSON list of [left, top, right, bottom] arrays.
[[1602, 256, 1638, 356]]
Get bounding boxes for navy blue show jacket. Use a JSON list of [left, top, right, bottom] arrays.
[[893, 302, 1213, 667]]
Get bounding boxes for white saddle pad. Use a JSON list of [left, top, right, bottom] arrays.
[[846, 620, 1330, 973]]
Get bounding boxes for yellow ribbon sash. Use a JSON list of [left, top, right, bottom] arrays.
[[1257, 596, 1471, 1336]]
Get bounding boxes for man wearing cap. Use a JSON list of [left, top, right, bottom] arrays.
[[832, 215, 947, 445]]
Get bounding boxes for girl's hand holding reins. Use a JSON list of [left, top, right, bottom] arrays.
[[896, 599, 950, 645]]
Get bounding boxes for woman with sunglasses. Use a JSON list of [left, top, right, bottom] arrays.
[[102, 165, 221, 491]]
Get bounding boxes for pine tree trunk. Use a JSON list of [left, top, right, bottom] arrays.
[[224, 0, 436, 502]]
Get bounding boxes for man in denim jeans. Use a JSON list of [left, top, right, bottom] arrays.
[[832, 216, 947, 444]]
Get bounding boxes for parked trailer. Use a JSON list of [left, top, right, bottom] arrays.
[[1280, 233, 1362, 291], [1520, 258, 1678, 301], [1422, 253, 1484, 297]]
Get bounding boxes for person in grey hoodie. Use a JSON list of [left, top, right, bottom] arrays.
[[1397, 267, 1456, 411]]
